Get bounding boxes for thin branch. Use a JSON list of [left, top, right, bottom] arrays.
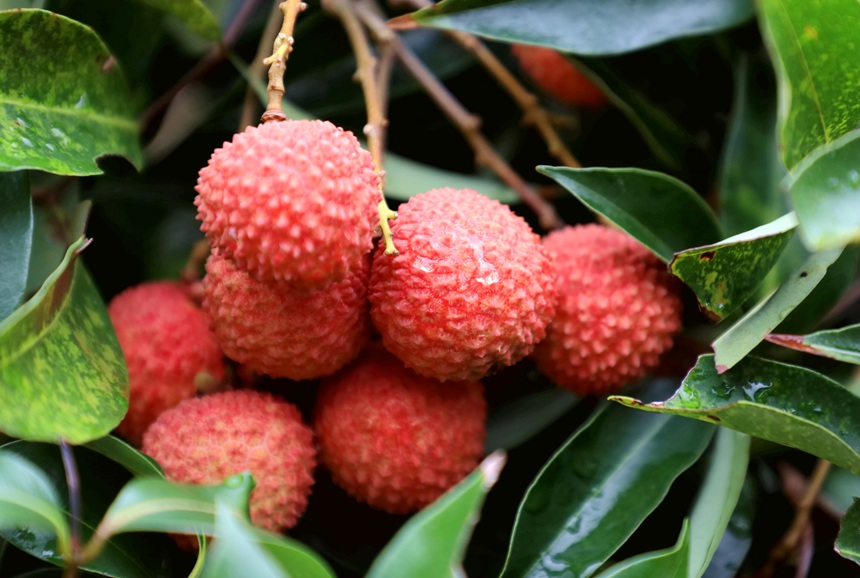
[[59, 441, 81, 578], [353, 0, 564, 230], [393, 0, 580, 168], [239, 0, 286, 130], [261, 0, 308, 123]]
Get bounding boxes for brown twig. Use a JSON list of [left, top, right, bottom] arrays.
[[353, 0, 564, 230], [261, 0, 307, 123], [323, 0, 399, 254], [239, 0, 286, 130], [392, 0, 580, 168]]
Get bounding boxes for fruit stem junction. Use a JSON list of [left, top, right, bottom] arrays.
[[261, 0, 307, 123]]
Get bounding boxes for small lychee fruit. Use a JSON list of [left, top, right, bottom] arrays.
[[108, 281, 225, 447], [142, 390, 316, 534], [369, 187, 555, 382], [511, 44, 606, 108], [314, 346, 486, 514], [194, 119, 381, 290], [533, 225, 683, 395], [203, 250, 371, 380]]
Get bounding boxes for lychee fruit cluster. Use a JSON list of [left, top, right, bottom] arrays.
[[533, 225, 683, 396], [108, 281, 225, 447], [511, 44, 606, 108], [314, 346, 486, 514]]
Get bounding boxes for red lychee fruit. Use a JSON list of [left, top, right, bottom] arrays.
[[203, 250, 371, 380], [108, 281, 225, 447], [369, 187, 555, 382], [511, 44, 606, 108], [314, 346, 486, 514], [533, 225, 683, 395], [194, 119, 381, 290], [142, 390, 316, 534]]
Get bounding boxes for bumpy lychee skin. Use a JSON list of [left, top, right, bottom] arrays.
[[194, 119, 381, 290], [142, 390, 316, 533], [108, 281, 225, 447], [369, 188, 555, 382], [511, 45, 606, 108], [203, 250, 371, 380], [314, 346, 486, 514], [533, 225, 683, 396]]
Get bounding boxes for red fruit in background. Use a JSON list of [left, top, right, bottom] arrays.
[[194, 119, 381, 290], [143, 390, 316, 534], [511, 44, 606, 108], [533, 225, 682, 396], [203, 250, 371, 380], [369, 187, 555, 382], [108, 281, 224, 446], [314, 346, 486, 514]]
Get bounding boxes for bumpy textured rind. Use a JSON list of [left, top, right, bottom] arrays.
[[108, 281, 225, 447], [314, 346, 486, 514], [511, 45, 606, 108], [203, 251, 371, 380], [195, 119, 381, 289], [142, 390, 316, 533], [369, 188, 555, 382], [533, 225, 683, 395]]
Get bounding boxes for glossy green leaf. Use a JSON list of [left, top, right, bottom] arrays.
[[367, 452, 505, 578], [612, 355, 860, 476], [539, 166, 722, 262], [712, 247, 843, 371], [25, 195, 89, 297], [719, 54, 788, 237], [0, 9, 142, 175], [0, 237, 128, 444], [499, 403, 713, 578], [485, 388, 578, 452], [131, 0, 220, 39], [767, 324, 860, 365], [836, 498, 860, 566], [402, 0, 754, 56], [687, 429, 750, 577], [670, 214, 796, 321], [0, 449, 71, 560], [0, 171, 32, 320], [701, 475, 754, 578], [85, 436, 164, 478], [596, 520, 690, 578], [822, 467, 860, 517], [787, 131, 860, 250], [758, 0, 860, 170]]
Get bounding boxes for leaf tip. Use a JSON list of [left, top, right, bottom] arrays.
[[386, 14, 419, 30], [480, 450, 506, 487]]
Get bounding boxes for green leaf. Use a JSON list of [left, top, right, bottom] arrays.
[[25, 195, 89, 296], [0, 237, 128, 444], [85, 436, 164, 478], [402, 0, 754, 56], [758, 0, 860, 170], [596, 520, 690, 578], [485, 389, 578, 452], [702, 475, 754, 578], [687, 429, 750, 577], [767, 324, 860, 365], [0, 449, 71, 560], [787, 131, 860, 250], [367, 452, 505, 578], [130, 0, 220, 40], [670, 214, 796, 321], [0, 171, 32, 320], [822, 467, 860, 517], [0, 9, 142, 175], [499, 402, 714, 578], [712, 247, 843, 372], [836, 498, 860, 566], [612, 355, 860, 476], [538, 166, 722, 262]]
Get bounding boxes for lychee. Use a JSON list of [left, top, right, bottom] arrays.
[[533, 225, 683, 396], [314, 346, 486, 514], [142, 390, 316, 534], [194, 119, 381, 290], [369, 187, 555, 382], [108, 281, 225, 447], [511, 44, 606, 108], [203, 250, 371, 380]]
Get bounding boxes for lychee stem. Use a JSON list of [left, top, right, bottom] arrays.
[[324, 0, 399, 254], [261, 0, 307, 124], [239, 0, 286, 130]]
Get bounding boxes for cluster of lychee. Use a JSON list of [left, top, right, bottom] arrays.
[[106, 117, 681, 538]]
